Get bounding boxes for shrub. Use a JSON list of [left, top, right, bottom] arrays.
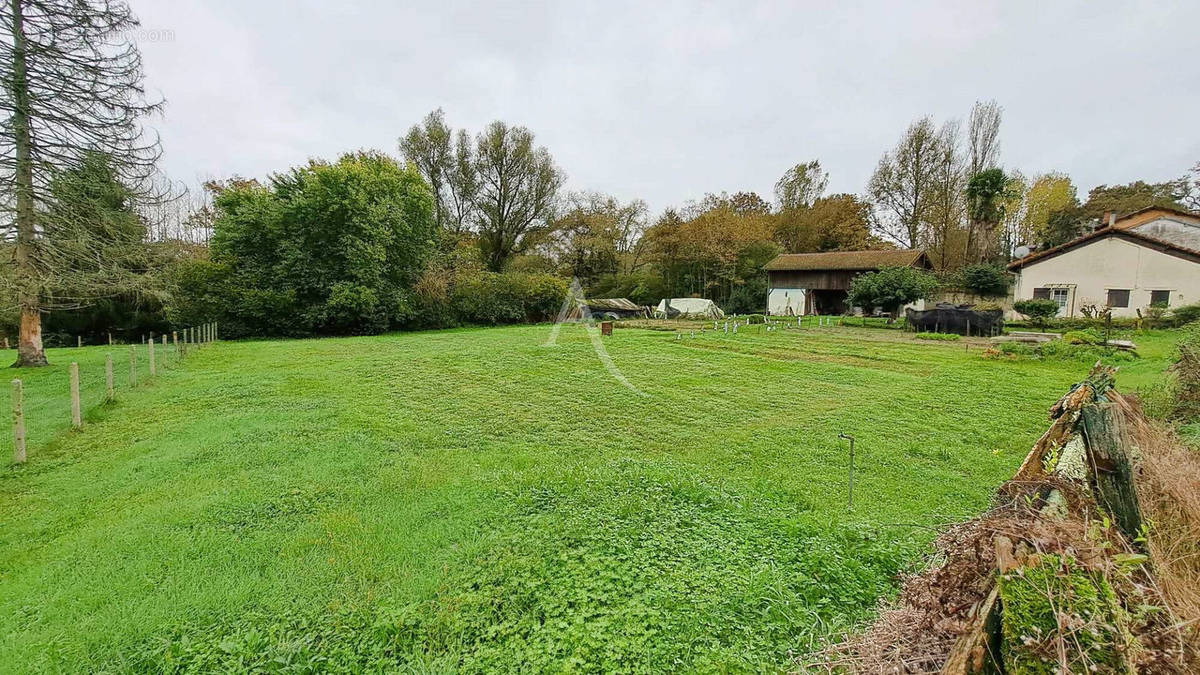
[[1063, 329, 1104, 345], [1172, 303, 1200, 327], [725, 276, 768, 315], [193, 151, 437, 337], [847, 266, 939, 317], [915, 332, 961, 341], [1171, 322, 1200, 422], [321, 283, 385, 335], [989, 339, 1136, 364], [957, 264, 1010, 297], [1013, 299, 1060, 330], [451, 272, 567, 326], [998, 342, 1036, 357]]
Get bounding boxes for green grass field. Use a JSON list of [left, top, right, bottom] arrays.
[[0, 324, 1180, 672]]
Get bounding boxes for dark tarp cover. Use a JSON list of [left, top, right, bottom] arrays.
[[905, 303, 1004, 336]]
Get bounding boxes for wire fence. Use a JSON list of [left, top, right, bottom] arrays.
[[6, 323, 218, 465]]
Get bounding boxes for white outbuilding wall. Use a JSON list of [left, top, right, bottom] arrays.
[[767, 287, 806, 315]]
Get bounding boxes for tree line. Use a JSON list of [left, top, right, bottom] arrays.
[[3, 1, 1200, 363]]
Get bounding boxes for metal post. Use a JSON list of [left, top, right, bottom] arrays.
[[839, 433, 856, 510]]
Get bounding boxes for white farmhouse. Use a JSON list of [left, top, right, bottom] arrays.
[[1008, 207, 1200, 318]]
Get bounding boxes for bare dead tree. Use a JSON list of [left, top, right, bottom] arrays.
[[967, 100, 1002, 179], [0, 0, 166, 366]]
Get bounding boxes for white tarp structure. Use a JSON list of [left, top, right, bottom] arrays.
[[654, 298, 725, 319], [767, 287, 806, 316]]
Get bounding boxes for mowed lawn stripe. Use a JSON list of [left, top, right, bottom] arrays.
[[0, 324, 1164, 672]]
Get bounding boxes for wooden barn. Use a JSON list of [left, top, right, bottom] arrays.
[[764, 249, 932, 315]]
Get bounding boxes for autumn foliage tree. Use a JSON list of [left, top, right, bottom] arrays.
[[773, 194, 877, 253]]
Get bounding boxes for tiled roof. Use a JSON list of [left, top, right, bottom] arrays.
[[1007, 227, 1200, 270], [765, 249, 929, 272]]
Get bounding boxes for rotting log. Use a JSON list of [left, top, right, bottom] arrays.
[[1082, 403, 1143, 543], [941, 537, 1013, 674], [943, 365, 1135, 675]]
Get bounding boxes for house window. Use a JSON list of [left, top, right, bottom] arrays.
[[1033, 287, 1069, 315], [1150, 290, 1171, 307], [1049, 288, 1070, 314], [1107, 289, 1130, 308]]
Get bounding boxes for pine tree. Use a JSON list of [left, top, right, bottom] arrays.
[[1, 0, 163, 366]]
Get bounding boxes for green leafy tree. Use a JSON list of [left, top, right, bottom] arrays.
[[473, 121, 564, 272], [868, 117, 943, 249], [1023, 173, 1079, 246], [1080, 180, 1187, 221], [965, 168, 1019, 262], [847, 266, 939, 318], [957, 263, 1010, 297], [399, 109, 478, 235], [774, 160, 828, 211], [1037, 205, 1088, 248], [549, 192, 648, 286], [197, 152, 436, 336]]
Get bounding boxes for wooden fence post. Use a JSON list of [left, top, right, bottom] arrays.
[[107, 332, 112, 346], [69, 362, 81, 429], [173, 331, 179, 358], [77, 335, 82, 348], [129, 345, 137, 387], [105, 353, 114, 402], [12, 379, 25, 464], [149, 338, 156, 376]]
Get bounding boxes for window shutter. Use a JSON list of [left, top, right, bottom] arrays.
[[1106, 289, 1130, 308]]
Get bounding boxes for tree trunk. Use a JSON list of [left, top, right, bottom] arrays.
[[9, 0, 47, 368], [15, 308, 46, 367]]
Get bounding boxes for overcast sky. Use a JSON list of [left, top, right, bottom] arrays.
[[130, 0, 1200, 215]]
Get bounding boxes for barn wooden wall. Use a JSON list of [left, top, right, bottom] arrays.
[[767, 270, 860, 290]]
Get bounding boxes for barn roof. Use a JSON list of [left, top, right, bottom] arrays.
[[764, 249, 930, 272]]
